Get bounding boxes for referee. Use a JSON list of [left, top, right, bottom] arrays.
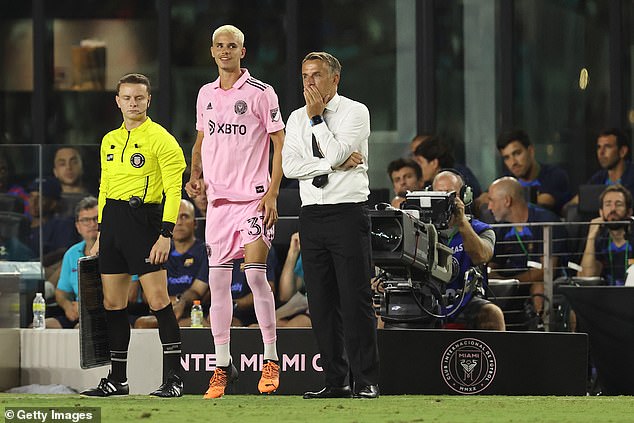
[[81, 73, 186, 397]]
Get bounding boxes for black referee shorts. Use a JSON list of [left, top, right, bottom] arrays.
[[99, 199, 162, 276]]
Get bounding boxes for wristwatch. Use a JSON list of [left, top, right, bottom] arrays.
[[310, 115, 323, 126], [160, 228, 173, 238]]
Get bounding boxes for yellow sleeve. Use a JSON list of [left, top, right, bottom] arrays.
[[154, 132, 186, 226], [97, 136, 110, 225]]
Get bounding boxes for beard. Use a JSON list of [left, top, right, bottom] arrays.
[[605, 212, 630, 231], [605, 222, 629, 231], [602, 156, 620, 170], [606, 221, 629, 231]]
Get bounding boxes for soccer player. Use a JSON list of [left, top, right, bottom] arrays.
[[185, 24, 285, 399], [81, 73, 186, 397]]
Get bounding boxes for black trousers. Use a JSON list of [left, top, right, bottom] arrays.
[[300, 202, 380, 388]]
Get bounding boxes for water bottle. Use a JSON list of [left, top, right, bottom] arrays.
[[32, 292, 46, 330], [191, 300, 203, 328]]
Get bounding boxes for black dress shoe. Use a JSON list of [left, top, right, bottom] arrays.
[[303, 386, 352, 399], [353, 384, 379, 399]]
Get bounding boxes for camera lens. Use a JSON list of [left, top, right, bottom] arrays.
[[370, 217, 403, 252]]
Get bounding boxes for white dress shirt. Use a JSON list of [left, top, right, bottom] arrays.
[[282, 93, 370, 206]]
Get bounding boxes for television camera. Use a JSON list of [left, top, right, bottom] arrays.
[[370, 190, 483, 327]]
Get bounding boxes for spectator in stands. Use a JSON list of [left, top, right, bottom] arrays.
[[26, 177, 79, 258], [52, 147, 93, 218], [52, 147, 89, 194], [495, 129, 572, 215], [275, 232, 310, 327], [566, 129, 634, 209], [386, 158, 424, 208], [486, 177, 567, 323], [409, 134, 432, 155], [579, 184, 634, 285], [432, 170, 505, 330], [44, 196, 98, 329], [413, 135, 483, 203], [0, 151, 28, 214], [134, 199, 209, 328]]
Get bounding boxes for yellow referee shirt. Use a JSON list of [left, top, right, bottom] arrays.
[[98, 117, 186, 228]]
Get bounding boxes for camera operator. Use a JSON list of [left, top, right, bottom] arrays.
[[432, 170, 505, 330]]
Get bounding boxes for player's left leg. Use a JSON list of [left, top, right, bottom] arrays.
[[244, 237, 279, 394], [141, 269, 183, 397]]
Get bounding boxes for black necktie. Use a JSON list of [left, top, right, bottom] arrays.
[[312, 134, 329, 188]]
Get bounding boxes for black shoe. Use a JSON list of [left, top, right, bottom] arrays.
[[303, 386, 352, 399], [81, 376, 129, 397], [150, 373, 184, 398], [353, 384, 379, 399]]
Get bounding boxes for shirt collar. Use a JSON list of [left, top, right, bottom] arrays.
[[211, 68, 250, 90], [120, 116, 152, 132], [324, 92, 341, 113]]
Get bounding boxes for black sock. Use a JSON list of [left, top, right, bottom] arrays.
[[105, 308, 130, 383], [154, 303, 182, 380]]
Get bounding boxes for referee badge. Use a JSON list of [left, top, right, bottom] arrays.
[[130, 153, 145, 168], [234, 100, 248, 115]]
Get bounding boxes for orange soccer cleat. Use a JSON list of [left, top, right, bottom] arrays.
[[203, 362, 238, 399], [258, 360, 280, 394]]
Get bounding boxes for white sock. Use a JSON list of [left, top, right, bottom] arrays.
[[215, 342, 231, 368], [264, 342, 278, 362]]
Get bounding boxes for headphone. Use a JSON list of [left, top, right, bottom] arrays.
[[427, 168, 473, 207]]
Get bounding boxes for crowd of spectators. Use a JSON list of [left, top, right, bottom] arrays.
[[4, 126, 633, 334]]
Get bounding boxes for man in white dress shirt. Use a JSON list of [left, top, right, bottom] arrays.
[[282, 52, 380, 399]]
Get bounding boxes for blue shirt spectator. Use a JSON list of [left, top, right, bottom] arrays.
[[167, 238, 208, 297], [592, 229, 634, 286], [491, 204, 567, 277], [497, 129, 572, 215]]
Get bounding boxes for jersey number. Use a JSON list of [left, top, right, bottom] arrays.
[[247, 217, 262, 236]]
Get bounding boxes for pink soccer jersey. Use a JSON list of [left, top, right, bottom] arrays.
[[196, 68, 285, 203]]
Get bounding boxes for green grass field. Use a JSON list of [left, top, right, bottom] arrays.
[[2, 394, 634, 423]]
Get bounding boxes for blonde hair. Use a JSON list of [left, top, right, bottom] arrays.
[[302, 52, 342, 76], [212, 25, 245, 46]]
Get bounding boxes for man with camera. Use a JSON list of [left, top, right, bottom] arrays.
[[431, 170, 505, 330]]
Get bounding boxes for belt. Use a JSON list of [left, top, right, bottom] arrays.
[[106, 198, 159, 209]]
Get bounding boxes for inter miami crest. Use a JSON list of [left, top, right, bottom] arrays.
[[234, 100, 248, 115], [130, 153, 145, 168], [441, 338, 497, 394]]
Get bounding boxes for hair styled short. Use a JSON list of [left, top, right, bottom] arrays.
[[74, 196, 98, 220], [302, 52, 342, 76], [116, 73, 151, 95], [212, 24, 245, 46]]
